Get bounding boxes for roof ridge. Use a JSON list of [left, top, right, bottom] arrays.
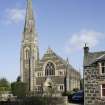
[[96, 53, 105, 60], [89, 51, 105, 54]]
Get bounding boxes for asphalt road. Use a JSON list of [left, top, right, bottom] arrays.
[[68, 103, 81, 105], [68, 103, 84, 105]]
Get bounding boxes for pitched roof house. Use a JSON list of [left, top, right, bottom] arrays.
[[84, 45, 105, 105]]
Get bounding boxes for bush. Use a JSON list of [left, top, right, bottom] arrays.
[[0, 96, 65, 105], [21, 96, 47, 105], [73, 88, 79, 92], [62, 91, 71, 96], [62, 88, 79, 96], [0, 78, 11, 93], [11, 81, 28, 98]]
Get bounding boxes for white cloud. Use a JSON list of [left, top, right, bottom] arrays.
[[65, 30, 104, 53], [5, 8, 25, 24]]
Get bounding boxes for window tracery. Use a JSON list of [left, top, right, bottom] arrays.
[[45, 62, 55, 76]]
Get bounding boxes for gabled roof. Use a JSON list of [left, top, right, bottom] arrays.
[[84, 51, 105, 66], [41, 47, 75, 70]]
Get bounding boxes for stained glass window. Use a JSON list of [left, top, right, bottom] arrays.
[[45, 62, 55, 76]]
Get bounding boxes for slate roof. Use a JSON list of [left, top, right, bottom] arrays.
[[96, 54, 105, 61], [84, 51, 105, 66]]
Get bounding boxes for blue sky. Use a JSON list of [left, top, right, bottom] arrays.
[[0, 0, 105, 82]]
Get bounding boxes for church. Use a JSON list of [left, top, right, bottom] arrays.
[[20, 0, 80, 95]]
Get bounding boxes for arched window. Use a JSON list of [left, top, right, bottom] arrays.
[[45, 62, 55, 76]]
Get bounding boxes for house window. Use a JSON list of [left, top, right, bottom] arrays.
[[37, 72, 41, 77], [45, 62, 55, 76], [60, 85, 64, 91], [101, 62, 105, 74], [101, 84, 105, 97]]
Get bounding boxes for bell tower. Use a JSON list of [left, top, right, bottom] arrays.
[[20, 0, 39, 92]]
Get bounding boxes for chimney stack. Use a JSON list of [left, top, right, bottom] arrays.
[[84, 43, 89, 56]]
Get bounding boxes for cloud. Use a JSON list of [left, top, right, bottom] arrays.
[[5, 8, 25, 24], [65, 29, 104, 53]]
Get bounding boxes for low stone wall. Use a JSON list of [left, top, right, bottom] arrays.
[[0, 96, 68, 105]]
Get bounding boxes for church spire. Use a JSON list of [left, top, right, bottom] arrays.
[[26, 0, 33, 19], [20, 0, 39, 92], [23, 0, 37, 43]]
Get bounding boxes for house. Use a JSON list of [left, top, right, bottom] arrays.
[[84, 44, 105, 105]]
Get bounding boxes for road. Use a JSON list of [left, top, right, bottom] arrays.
[[68, 103, 83, 105]]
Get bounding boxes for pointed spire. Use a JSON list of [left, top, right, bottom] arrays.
[[22, 0, 39, 61], [65, 58, 69, 74], [26, 0, 34, 22], [23, 0, 36, 42], [66, 57, 69, 65]]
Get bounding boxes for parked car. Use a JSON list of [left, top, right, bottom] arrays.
[[72, 90, 84, 103], [68, 92, 76, 102]]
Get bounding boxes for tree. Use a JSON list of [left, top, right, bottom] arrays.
[[0, 78, 11, 91], [16, 76, 21, 82], [11, 77, 28, 97], [0, 78, 11, 96]]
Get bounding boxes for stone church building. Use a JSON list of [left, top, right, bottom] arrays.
[[84, 45, 105, 105], [20, 0, 80, 95]]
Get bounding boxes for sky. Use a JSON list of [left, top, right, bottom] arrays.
[[0, 0, 105, 82]]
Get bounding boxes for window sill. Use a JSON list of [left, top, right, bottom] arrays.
[[99, 74, 105, 77], [100, 73, 105, 75], [96, 97, 105, 101]]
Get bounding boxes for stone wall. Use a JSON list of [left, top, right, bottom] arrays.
[[0, 96, 68, 105], [84, 66, 99, 105], [84, 65, 105, 105]]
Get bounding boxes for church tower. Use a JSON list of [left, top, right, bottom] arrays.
[[20, 0, 39, 92]]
